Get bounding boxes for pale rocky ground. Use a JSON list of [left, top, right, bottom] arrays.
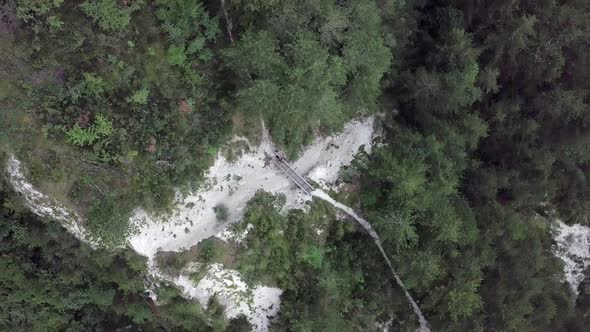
[[552, 219, 590, 294]]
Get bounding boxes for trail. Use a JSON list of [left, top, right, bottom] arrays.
[[311, 189, 431, 332]]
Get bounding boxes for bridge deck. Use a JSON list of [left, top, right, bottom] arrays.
[[274, 156, 314, 194]]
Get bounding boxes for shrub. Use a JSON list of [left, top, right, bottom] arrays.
[[66, 114, 113, 146], [156, 252, 190, 276], [80, 0, 143, 31], [128, 88, 150, 105], [213, 203, 228, 222], [199, 239, 215, 262], [66, 114, 118, 162]]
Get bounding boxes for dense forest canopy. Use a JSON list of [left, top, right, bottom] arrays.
[[2, 0, 590, 331]]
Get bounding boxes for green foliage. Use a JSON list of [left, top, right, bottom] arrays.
[[77, 72, 106, 101], [223, 0, 391, 157], [199, 239, 215, 262], [356, 1, 589, 329], [66, 124, 99, 146], [86, 194, 133, 247], [237, 191, 291, 284], [7, 0, 229, 215], [301, 246, 325, 269], [234, 0, 280, 12], [155, 0, 218, 61], [213, 203, 228, 222], [16, 0, 64, 22], [155, 0, 219, 93], [65, 114, 117, 162], [237, 190, 415, 330], [93, 114, 114, 136], [46, 15, 64, 31], [224, 30, 347, 158], [80, 0, 143, 31], [342, 1, 392, 109], [66, 114, 113, 146], [128, 87, 150, 105], [167, 45, 187, 66]]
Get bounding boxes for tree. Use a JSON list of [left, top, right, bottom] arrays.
[[16, 0, 63, 23], [155, 0, 219, 60], [342, 0, 391, 110], [80, 0, 143, 31], [224, 30, 347, 157], [223, 0, 391, 157]]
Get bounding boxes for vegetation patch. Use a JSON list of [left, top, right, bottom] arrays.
[[213, 203, 229, 222], [86, 194, 134, 247]]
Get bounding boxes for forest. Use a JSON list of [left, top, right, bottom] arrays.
[[2, 0, 590, 331]]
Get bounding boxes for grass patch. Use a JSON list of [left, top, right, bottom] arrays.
[[86, 194, 134, 247]]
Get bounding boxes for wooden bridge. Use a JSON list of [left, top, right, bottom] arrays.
[[273, 155, 314, 194]]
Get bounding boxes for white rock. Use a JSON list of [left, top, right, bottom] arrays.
[[552, 219, 590, 294]]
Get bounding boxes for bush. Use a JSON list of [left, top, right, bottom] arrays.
[[66, 114, 113, 146], [213, 203, 228, 222], [80, 0, 143, 31], [156, 251, 190, 276], [128, 88, 150, 105], [199, 239, 215, 262]]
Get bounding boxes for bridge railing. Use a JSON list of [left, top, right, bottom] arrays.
[[274, 156, 314, 194]]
